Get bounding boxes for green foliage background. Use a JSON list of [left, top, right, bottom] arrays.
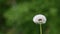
[[0, 0, 60, 34]]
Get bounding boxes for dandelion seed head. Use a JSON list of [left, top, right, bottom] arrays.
[[33, 14, 47, 24]]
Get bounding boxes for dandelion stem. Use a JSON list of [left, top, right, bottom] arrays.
[[40, 24, 42, 34]]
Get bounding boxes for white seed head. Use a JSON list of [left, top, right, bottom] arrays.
[[33, 14, 47, 24]]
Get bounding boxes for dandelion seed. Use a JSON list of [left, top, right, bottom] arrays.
[[33, 14, 47, 24]]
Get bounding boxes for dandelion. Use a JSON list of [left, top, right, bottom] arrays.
[[33, 14, 47, 34]]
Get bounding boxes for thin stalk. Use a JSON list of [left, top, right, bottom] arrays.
[[40, 24, 42, 34]]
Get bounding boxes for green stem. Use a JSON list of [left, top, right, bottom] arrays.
[[40, 24, 42, 34]]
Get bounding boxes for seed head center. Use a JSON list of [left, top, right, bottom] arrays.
[[38, 19, 42, 21]]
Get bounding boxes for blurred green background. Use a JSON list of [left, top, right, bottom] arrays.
[[0, 0, 60, 34]]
